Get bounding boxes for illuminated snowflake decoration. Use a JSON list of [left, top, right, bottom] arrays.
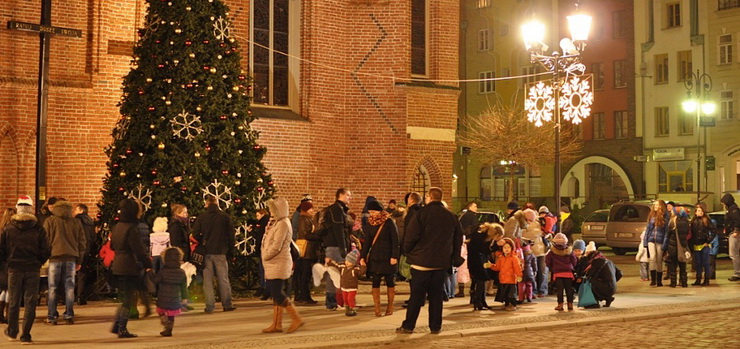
[[143, 14, 160, 39], [213, 16, 231, 41], [235, 223, 257, 256], [559, 75, 593, 125], [170, 110, 203, 140], [525, 81, 555, 127], [241, 120, 257, 142], [202, 179, 232, 209], [113, 116, 131, 141], [253, 189, 267, 210], [127, 183, 153, 212]]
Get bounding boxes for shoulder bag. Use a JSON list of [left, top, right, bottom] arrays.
[[364, 220, 387, 262]]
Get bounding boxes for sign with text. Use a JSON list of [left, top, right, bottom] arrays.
[[7, 20, 82, 37], [653, 147, 685, 161], [699, 116, 716, 127]]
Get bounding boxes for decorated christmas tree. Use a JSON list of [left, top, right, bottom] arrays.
[[98, 0, 273, 293]]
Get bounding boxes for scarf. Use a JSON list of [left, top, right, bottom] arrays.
[[367, 211, 389, 226]]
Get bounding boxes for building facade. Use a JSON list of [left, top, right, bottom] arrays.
[[0, 0, 459, 212]]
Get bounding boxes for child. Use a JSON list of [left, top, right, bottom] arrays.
[[518, 243, 537, 303], [546, 233, 577, 311], [153, 247, 189, 337], [150, 217, 170, 273], [491, 238, 522, 311], [326, 250, 366, 316], [635, 231, 650, 281]]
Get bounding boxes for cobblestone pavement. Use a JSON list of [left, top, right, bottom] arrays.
[[368, 308, 740, 349]]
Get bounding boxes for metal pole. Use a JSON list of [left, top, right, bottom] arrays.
[[554, 54, 561, 214], [35, 0, 52, 214]]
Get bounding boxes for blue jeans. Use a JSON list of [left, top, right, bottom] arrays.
[[693, 246, 711, 278], [536, 256, 549, 295], [7, 270, 40, 341], [203, 255, 233, 312], [47, 261, 76, 320]]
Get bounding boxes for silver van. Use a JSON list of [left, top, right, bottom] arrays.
[[605, 200, 693, 255], [580, 209, 609, 247]]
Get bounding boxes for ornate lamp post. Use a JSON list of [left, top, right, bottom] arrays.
[[682, 70, 715, 203], [522, 6, 592, 212]]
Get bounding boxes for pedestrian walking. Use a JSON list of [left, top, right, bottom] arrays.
[[360, 200, 399, 317], [396, 187, 463, 335], [0, 196, 51, 344], [153, 247, 188, 337], [192, 196, 237, 313], [43, 200, 86, 325], [261, 198, 303, 333]]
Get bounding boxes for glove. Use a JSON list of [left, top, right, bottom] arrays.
[[483, 262, 491, 269]]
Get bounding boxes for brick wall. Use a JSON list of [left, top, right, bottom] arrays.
[[0, 0, 459, 214]]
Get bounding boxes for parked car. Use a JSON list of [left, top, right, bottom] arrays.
[[708, 211, 730, 255], [580, 209, 609, 247], [604, 200, 693, 255], [478, 211, 504, 224]]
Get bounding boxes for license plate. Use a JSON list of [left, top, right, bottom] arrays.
[[590, 225, 604, 231], [617, 232, 632, 238]]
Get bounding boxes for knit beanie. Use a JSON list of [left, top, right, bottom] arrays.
[[507, 201, 519, 210], [367, 200, 384, 212], [572, 239, 586, 251], [16, 195, 33, 207], [345, 249, 359, 265], [585, 241, 597, 255], [553, 233, 568, 246], [522, 208, 538, 222], [152, 217, 168, 233], [538, 205, 549, 214]]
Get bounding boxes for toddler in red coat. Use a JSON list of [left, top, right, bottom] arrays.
[[491, 238, 522, 311]]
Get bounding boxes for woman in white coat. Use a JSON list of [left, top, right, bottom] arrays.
[[261, 198, 303, 333]]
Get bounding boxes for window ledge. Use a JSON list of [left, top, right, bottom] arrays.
[[250, 106, 307, 122]]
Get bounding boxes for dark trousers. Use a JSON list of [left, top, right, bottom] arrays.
[[667, 255, 687, 283], [266, 279, 287, 305], [554, 277, 574, 303], [294, 258, 316, 301], [401, 268, 446, 332], [113, 275, 138, 330], [370, 272, 395, 288], [7, 270, 40, 341]]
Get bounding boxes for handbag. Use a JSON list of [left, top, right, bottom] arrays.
[[365, 221, 387, 262], [577, 278, 598, 308], [675, 227, 691, 264], [290, 240, 301, 262], [191, 243, 207, 267], [295, 239, 309, 258]]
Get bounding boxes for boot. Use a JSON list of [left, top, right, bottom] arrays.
[[371, 288, 382, 317], [0, 301, 5, 324], [385, 287, 395, 316], [110, 320, 121, 334], [650, 271, 656, 286], [702, 276, 710, 286], [159, 315, 173, 337], [656, 273, 663, 287], [554, 303, 564, 311], [283, 300, 304, 333], [669, 275, 677, 288], [261, 305, 283, 333], [692, 273, 702, 286], [567, 302, 574, 311], [680, 274, 688, 288], [455, 284, 465, 298], [117, 323, 137, 339]]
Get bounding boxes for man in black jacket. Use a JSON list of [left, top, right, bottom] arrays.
[[722, 193, 740, 281], [396, 187, 463, 335], [73, 203, 97, 305], [321, 188, 352, 310], [192, 196, 236, 313], [0, 196, 52, 344]]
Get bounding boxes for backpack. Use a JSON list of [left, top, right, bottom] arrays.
[[313, 206, 332, 238]]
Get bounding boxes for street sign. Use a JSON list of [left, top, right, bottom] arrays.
[[706, 155, 716, 171], [700, 116, 716, 127]]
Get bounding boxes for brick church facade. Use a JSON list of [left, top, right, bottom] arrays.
[[0, 0, 459, 211]]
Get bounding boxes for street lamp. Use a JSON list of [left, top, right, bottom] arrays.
[[522, 6, 592, 212], [682, 70, 715, 203]]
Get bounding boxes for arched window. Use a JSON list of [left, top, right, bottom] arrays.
[[412, 165, 431, 194]]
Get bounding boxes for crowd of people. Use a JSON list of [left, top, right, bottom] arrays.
[[1, 189, 739, 344]]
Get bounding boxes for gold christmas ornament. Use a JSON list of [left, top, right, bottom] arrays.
[[158, 142, 165, 150]]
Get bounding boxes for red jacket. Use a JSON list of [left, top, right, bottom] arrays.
[[491, 252, 522, 284]]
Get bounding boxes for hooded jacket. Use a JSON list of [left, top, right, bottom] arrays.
[[721, 193, 740, 235], [0, 212, 51, 272], [262, 198, 293, 280], [545, 244, 577, 277], [154, 247, 188, 310], [43, 201, 86, 264], [111, 199, 151, 276], [192, 203, 235, 255], [503, 210, 526, 241], [663, 210, 690, 255]]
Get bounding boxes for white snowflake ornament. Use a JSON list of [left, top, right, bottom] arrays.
[[213, 16, 231, 41], [525, 81, 555, 127], [559, 75, 593, 125], [202, 179, 233, 209], [235, 223, 257, 256], [127, 183, 153, 212], [171, 110, 203, 140]]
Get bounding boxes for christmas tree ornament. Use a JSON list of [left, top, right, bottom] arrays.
[[127, 183, 153, 211], [202, 179, 232, 209], [170, 110, 203, 140]]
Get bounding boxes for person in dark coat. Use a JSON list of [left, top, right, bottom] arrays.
[[722, 193, 740, 281], [73, 204, 97, 305], [320, 188, 353, 310], [396, 187, 463, 335], [559, 205, 575, 244], [168, 204, 191, 263], [0, 196, 51, 344], [467, 222, 503, 310], [153, 247, 188, 337], [110, 199, 151, 338], [361, 200, 400, 317], [294, 201, 320, 305], [584, 249, 621, 308], [663, 208, 691, 288], [459, 201, 479, 236], [690, 202, 716, 286]]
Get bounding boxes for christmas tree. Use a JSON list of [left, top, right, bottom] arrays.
[[98, 0, 273, 293]]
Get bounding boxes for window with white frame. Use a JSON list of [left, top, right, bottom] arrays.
[[593, 112, 605, 139], [250, 0, 299, 108], [479, 71, 495, 93], [477, 0, 491, 8], [654, 54, 669, 84], [478, 29, 490, 51], [721, 90, 735, 120], [655, 107, 670, 136], [677, 50, 692, 81], [411, 0, 428, 76], [666, 2, 681, 28], [615, 111, 628, 138], [719, 34, 733, 65]]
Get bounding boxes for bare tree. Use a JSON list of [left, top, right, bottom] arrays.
[[458, 102, 582, 202]]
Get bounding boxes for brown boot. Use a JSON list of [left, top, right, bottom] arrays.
[[261, 305, 283, 333], [567, 302, 574, 311], [454, 284, 465, 298], [372, 288, 382, 317], [284, 300, 304, 333], [385, 287, 395, 316], [554, 303, 564, 311]]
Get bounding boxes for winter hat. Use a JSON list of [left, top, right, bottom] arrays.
[[552, 233, 568, 246], [162, 246, 184, 268], [299, 201, 314, 212], [585, 241, 597, 255], [345, 249, 359, 265], [507, 201, 519, 210], [367, 200, 384, 212], [560, 205, 570, 214], [152, 217, 168, 233], [522, 208, 538, 222], [572, 239, 586, 251], [301, 194, 313, 202], [538, 205, 549, 214], [388, 199, 396, 205], [16, 195, 33, 207]]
